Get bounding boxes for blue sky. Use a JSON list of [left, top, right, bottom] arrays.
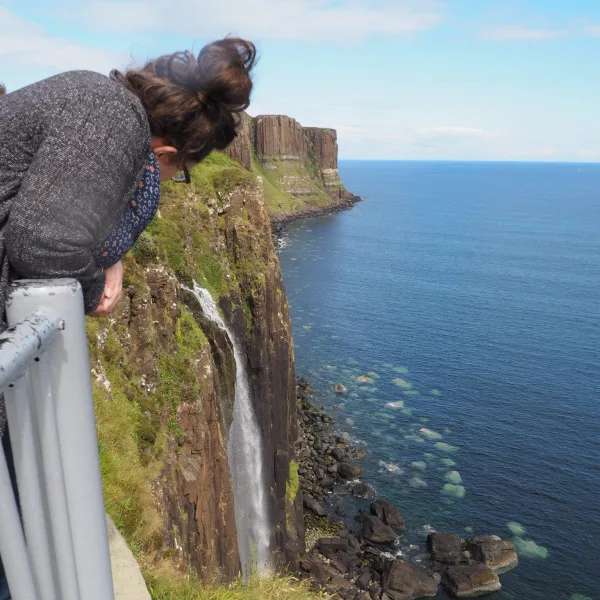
[[2, 0, 600, 161]]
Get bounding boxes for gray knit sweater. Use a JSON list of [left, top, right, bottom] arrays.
[[0, 71, 152, 435]]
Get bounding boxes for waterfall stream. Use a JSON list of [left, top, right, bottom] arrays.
[[188, 282, 270, 575]]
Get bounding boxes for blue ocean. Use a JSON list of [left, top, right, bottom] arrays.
[[277, 161, 600, 600]]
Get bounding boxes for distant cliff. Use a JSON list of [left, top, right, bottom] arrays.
[[225, 113, 360, 223]]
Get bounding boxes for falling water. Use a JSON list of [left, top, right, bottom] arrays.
[[189, 282, 270, 575]]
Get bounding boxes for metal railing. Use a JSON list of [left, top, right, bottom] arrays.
[[0, 280, 114, 600]]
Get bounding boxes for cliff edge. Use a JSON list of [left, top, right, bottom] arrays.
[[225, 113, 360, 223], [89, 153, 304, 587]]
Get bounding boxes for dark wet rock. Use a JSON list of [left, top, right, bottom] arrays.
[[370, 499, 405, 532], [357, 571, 372, 590], [427, 533, 463, 564], [331, 447, 347, 461], [369, 582, 382, 600], [465, 536, 518, 572], [338, 462, 361, 480], [362, 515, 398, 545], [442, 564, 501, 597], [298, 557, 312, 572], [303, 494, 326, 517], [310, 560, 329, 585], [297, 376, 310, 389], [381, 559, 439, 600], [318, 537, 350, 556], [332, 558, 349, 574], [351, 482, 376, 499]]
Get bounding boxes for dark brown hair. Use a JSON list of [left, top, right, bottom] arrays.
[[0, 83, 5, 97], [112, 38, 256, 164]]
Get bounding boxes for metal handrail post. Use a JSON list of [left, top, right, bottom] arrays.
[[6, 280, 115, 600]]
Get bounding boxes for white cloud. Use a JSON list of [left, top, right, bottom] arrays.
[[419, 126, 486, 138], [480, 26, 566, 42], [0, 8, 124, 72], [585, 25, 600, 37], [79, 0, 443, 41], [577, 149, 600, 160]]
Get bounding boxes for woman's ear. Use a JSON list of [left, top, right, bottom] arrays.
[[152, 145, 178, 160], [150, 136, 178, 160]]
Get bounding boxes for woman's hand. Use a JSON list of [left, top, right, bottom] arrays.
[[89, 261, 124, 317]]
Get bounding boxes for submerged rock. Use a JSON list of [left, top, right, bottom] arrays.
[[466, 536, 518, 571], [442, 564, 501, 598], [362, 515, 397, 545], [370, 499, 405, 532], [381, 559, 439, 600], [392, 377, 412, 389], [427, 533, 463, 565]]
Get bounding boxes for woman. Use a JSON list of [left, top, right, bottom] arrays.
[[0, 37, 255, 598]]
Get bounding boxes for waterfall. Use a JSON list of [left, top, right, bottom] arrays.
[[188, 282, 270, 575]]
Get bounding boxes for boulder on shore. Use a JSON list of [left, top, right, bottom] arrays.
[[371, 499, 405, 532], [465, 536, 518, 572], [381, 559, 439, 600], [427, 533, 463, 564], [362, 515, 398, 545], [338, 462, 361, 481], [442, 564, 501, 598], [303, 494, 326, 517]]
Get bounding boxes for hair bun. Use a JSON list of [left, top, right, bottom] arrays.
[[194, 38, 256, 111]]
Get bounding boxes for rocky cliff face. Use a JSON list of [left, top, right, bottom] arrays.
[[225, 113, 359, 222], [89, 153, 303, 582]]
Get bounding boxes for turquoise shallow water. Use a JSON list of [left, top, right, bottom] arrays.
[[277, 161, 600, 600]]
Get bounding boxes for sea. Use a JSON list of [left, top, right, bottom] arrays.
[[277, 161, 600, 600]]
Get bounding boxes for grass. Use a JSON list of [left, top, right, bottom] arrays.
[[286, 460, 300, 506], [147, 151, 253, 299], [250, 153, 333, 215], [145, 570, 321, 600]]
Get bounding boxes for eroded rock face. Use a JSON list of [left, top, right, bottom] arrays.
[[94, 167, 303, 579], [442, 565, 501, 598], [218, 183, 303, 565], [382, 560, 439, 600], [465, 536, 518, 572], [223, 112, 360, 221], [224, 112, 255, 170]]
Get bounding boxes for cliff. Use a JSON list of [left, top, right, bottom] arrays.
[[224, 113, 359, 222], [88, 153, 304, 585]]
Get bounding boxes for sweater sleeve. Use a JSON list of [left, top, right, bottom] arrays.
[[5, 90, 148, 313]]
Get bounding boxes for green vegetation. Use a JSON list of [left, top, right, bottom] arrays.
[[250, 153, 332, 216], [147, 152, 253, 299], [145, 570, 320, 600], [286, 460, 300, 505], [157, 308, 208, 411]]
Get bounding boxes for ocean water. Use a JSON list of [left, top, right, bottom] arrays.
[[277, 161, 600, 600]]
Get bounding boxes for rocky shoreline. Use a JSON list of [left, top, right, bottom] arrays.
[[293, 376, 518, 599], [271, 192, 362, 227]]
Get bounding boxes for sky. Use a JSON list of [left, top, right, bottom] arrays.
[[2, 0, 600, 161]]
